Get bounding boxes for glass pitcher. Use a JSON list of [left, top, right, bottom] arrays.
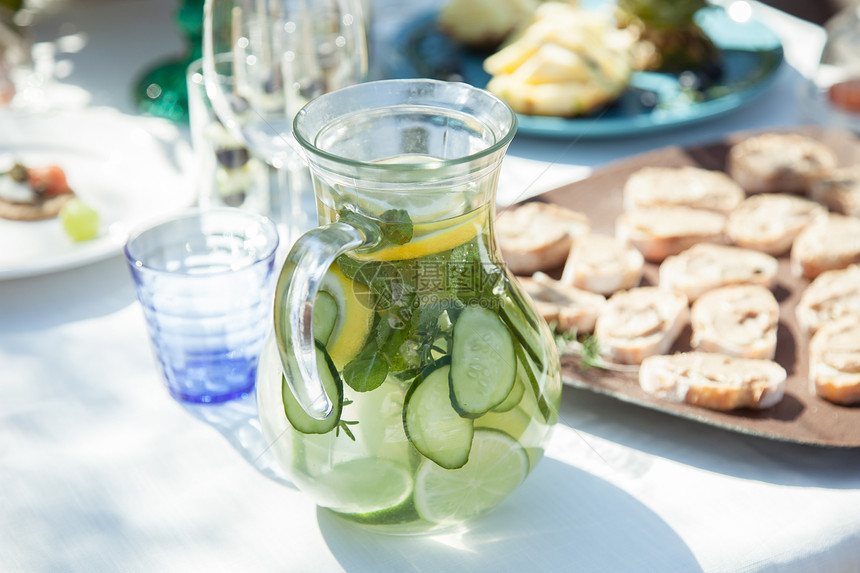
[[256, 79, 562, 534]]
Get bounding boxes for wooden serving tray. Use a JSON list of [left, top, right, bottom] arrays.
[[534, 127, 860, 448]]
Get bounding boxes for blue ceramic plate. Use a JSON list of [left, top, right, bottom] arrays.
[[383, 6, 784, 139]]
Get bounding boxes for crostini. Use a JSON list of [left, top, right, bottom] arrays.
[[659, 243, 779, 302], [594, 286, 688, 365], [690, 284, 779, 360], [497, 201, 591, 275], [639, 351, 787, 411]]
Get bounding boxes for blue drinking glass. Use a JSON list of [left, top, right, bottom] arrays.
[[124, 208, 279, 403]]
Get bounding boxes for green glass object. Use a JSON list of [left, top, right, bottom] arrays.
[[134, 0, 204, 123]]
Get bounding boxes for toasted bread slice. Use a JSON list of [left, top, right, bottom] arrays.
[[809, 316, 860, 405], [622, 166, 744, 214], [560, 233, 644, 295], [0, 193, 75, 221], [498, 201, 591, 275], [640, 351, 786, 411], [518, 272, 606, 333], [727, 133, 837, 194], [810, 166, 860, 217], [594, 286, 688, 365], [615, 206, 727, 263], [797, 265, 860, 336], [791, 214, 860, 280], [726, 193, 826, 256], [690, 285, 779, 360], [659, 243, 779, 302]]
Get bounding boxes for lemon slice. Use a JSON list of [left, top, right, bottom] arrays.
[[320, 266, 375, 369], [413, 429, 529, 524], [352, 208, 488, 262]]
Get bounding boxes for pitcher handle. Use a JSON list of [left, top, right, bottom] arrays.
[[274, 222, 367, 419]]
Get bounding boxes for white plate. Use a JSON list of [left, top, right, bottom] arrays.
[[0, 107, 198, 280]]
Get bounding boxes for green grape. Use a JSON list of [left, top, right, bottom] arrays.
[[59, 199, 100, 242]]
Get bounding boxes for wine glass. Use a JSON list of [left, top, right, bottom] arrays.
[[202, 0, 367, 242], [202, 0, 368, 230]]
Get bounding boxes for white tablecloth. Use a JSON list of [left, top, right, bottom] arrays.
[[3, 1, 860, 572]]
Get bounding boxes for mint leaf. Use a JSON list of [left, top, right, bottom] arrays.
[[335, 208, 412, 248], [380, 209, 413, 245], [343, 354, 388, 392]]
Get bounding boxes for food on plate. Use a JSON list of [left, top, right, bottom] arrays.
[[560, 233, 644, 295], [659, 243, 779, 302], [622, 166, 744, 214], [59, 198, 100, 242], [727, 133, 837, 194], [791, 214, 860, 279], [809, 166, 860, 217], [809, 316, 860, 405], [497, 201, 590, 274], [437, 0, 540, 50], [726, 193, 827, 256], [639, 351, 786, 411], [690, 284, 779, 360], [483, 2, 635, 117], [796, 265, 860, 336], [615, 206, 727, 263], [518, 272, 606, 333], [594, 286, 688, 365], [615, 0, 722, 76], [0, 161, 76, 221]]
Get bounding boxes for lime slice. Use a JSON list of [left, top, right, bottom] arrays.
[[352, 208, 488, 262], [320, 266, 375, 369], [314, 457, 413, 515], [413, 429, 529, 524]]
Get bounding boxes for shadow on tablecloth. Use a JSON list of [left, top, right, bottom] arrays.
[[180, 391, 295, 489], [317, 457, 701, 572]]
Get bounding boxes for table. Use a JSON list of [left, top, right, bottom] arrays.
[[3, 1, 860, 571]]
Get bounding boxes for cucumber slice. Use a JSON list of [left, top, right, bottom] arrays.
[[403, 365, 474, 470], [513, 343, 555, 424], [450, 306, 516, 416], [491, 366, 526, 413], [499, 293, 545, 371], [313, 290, 338, 345], [281, 345, 343, 434]]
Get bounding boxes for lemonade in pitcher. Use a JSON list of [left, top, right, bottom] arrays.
[[256, 80, 562, 534]]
